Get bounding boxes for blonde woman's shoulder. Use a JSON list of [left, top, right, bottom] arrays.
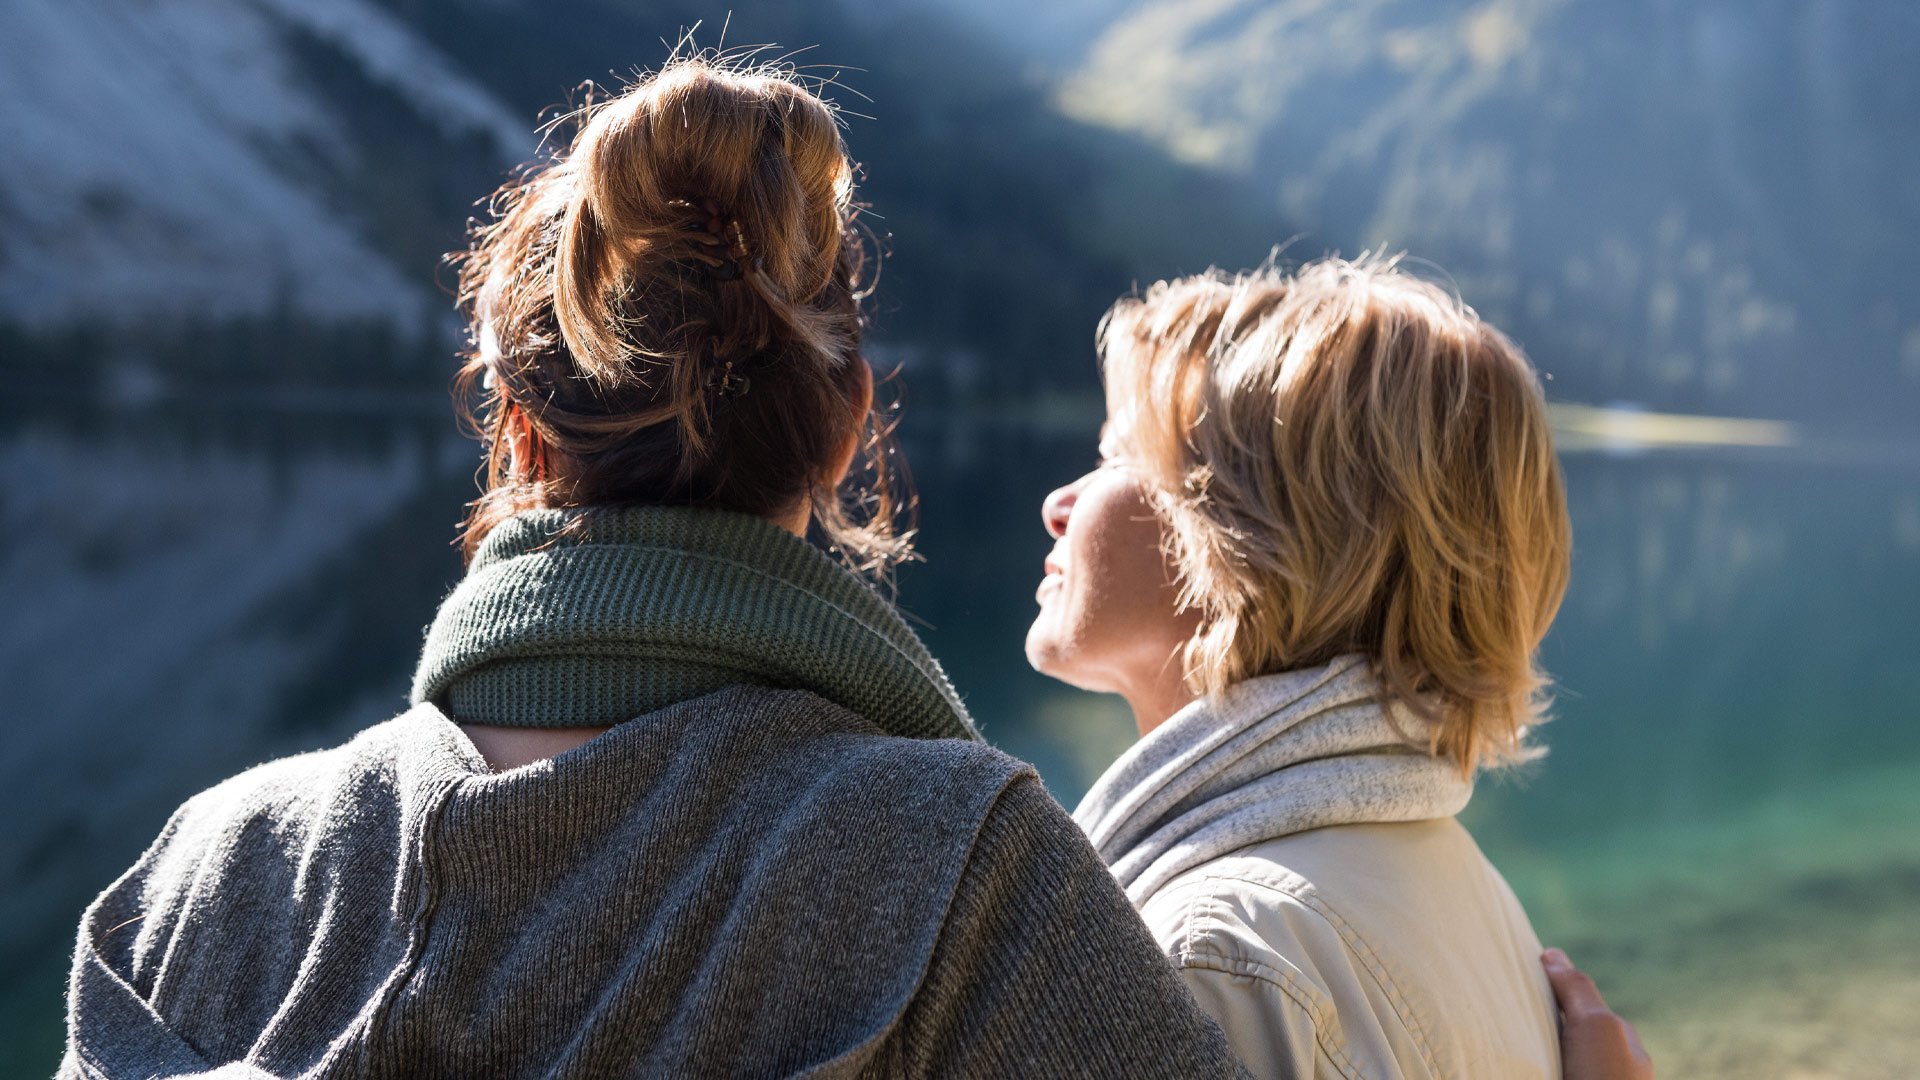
[[1138, 819, 1562, 1080]]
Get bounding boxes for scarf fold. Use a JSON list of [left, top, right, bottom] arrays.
[[412, 505, 979, 742], [1072, 655, 1471, 904]]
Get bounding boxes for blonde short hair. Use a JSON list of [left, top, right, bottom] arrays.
[[1100, 254, 1571, 772]]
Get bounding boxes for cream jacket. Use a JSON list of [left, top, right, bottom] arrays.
[[1136, 819, 1560, 1080], [1074, 661, 1560, 1080]]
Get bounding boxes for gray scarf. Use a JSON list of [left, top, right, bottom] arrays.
[[412, 505, 979, 742], [1073, 655, 1472, 904]]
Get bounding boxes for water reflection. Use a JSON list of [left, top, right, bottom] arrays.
[[0, 412, 474, 1074], [1473, 452, 1920, 1078]]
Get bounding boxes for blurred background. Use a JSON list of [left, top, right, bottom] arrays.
[[3, 0, 1917, 1075]]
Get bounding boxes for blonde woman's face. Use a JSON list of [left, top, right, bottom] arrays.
[[1024, 438, 1198, 703]]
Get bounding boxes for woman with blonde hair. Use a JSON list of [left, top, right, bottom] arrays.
[[1030, 256, 1651, 1078]]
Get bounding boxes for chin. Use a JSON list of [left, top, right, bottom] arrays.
[[1023, 625, 1057, 675], [1027, 604, 1115, 692], [1026, 626, 1097, 692], [1024, 617, 1070, 678]]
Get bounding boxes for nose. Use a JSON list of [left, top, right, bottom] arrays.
[[1041, 479, 1079, 539]]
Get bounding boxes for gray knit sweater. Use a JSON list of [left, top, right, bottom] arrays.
[[63, 507, 1245, 1078]]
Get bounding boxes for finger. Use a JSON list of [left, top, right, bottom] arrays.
[[1541, 949, 1610, 1016], [1623, 1016, 1651, 1063]]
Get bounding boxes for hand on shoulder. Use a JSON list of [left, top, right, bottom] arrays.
[[1543, 948, 1653, 1080]]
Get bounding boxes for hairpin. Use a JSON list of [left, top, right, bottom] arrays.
[[706, 359, 751, 398], [672, 199, 754, 281]]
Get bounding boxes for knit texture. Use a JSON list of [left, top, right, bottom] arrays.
[[66, 505, 1246, 1078], [64, 690, 1244, 1078], [1074, 654, 1474, 904], [413, 505, 978, 740]]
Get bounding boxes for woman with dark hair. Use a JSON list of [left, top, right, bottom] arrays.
[[63, 56, 1240, 1079], [63, 55, 1642, 1079]]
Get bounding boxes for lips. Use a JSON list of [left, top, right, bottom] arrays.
[[1036, 558, 1065, 603]]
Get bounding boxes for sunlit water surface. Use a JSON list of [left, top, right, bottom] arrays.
[[3, 403, 1915, 1078]]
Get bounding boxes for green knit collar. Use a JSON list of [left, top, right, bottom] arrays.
[[412, 506, 979, 742]]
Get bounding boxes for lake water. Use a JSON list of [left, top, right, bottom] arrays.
[[3, 399, 1916, 1078]]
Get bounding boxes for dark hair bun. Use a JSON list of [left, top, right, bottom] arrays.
[[452, 55, 906, 571], [555, 60, 858, 383]]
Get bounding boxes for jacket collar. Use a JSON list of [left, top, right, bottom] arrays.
[[1073, 655, 1472, 903]]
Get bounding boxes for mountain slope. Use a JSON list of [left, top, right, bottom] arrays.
[[0, 0, 527, 329], [2, 0, 1286, 395], [1027, 0, 1920, 420]]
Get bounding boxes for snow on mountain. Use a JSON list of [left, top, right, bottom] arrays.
[[0, 0, 530, 329]]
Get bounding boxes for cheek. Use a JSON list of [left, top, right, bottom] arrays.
[[1026, 479, 1186, 683], [1078, 517, 1181, 643]]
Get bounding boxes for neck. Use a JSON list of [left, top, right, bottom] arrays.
[[1120, 653, 1197, 737], [459, 723, 609, 772], [770, 498, 811, 538]]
